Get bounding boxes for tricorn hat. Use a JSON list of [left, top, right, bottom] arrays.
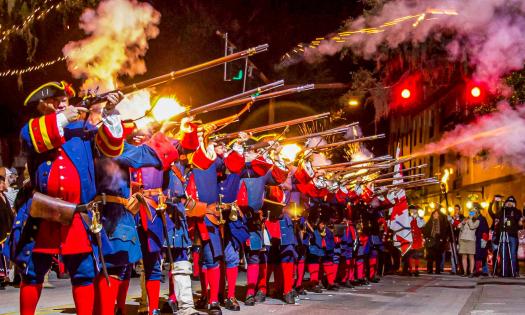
[[24, 81, 75, 107]]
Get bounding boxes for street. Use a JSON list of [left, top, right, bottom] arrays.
[[2, 272, 525, 315]]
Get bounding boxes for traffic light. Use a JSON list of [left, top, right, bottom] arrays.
[[465, 81, 486, 104], [401, 88, 411, 99], [390, 73, 421, 109], [232, 69, 243, 81]]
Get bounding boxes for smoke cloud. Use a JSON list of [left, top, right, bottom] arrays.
[[305, 136, 332, 167], [284, 0, 525, 87], [63, 0, 160, 92], [414, 102, 525, 170]]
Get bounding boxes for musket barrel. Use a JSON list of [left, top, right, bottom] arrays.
[[305, 134, 385, 151], [282, 123, 359, 143], [316, 155, 392, 170], [374, 164, 427, 179], [121, 44, 269, 94], [190, 84, 315, 116], [215, 112, 331, 140], [80, 44, 269, 107], [210, 84, 316, 110], [189, 80, 284, 116]]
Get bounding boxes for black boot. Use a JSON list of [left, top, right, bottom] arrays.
[[224, 297, 240, 311], [244, 295, 255, 306], [283, 291, 296, 304], [254, 290, 266, 303], [195, 295, 208, 309], [295, 286, 307, 295], [160, 300, 177, 314], [327, 284, 339, 291], [343, 280, 354, 289], [311, 284, 323, 293], [208, 302, 222, 315]]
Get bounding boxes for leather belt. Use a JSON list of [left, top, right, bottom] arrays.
[[142, 188, 163, 198], [94, 195, 131, 208]]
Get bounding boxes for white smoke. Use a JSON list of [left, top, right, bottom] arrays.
[[305, 136, 332, 167], [63, 0, 160, 92], [287, 0, 525, 87], [415, 102, 525, 170], [344, 125, 374, 159]]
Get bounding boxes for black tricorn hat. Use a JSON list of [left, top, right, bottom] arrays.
[[263, 198, 285, 219], [505, 196, 517, 204], [24, 81, 76, 107]]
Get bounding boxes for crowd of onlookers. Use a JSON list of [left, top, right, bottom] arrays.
[[379, 195, 524, 278], [1, 167, 21, 289]]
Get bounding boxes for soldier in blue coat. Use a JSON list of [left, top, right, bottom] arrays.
[[5, 82, 124, 315], [94, 131, 179, 315], [216, 142, 248, 311], [306, 204, 338, 293], [162, 160, 199, 315], [237, 153, 275, 306]]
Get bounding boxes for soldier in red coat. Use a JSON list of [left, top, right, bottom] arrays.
[[406, 205, 425, 276], [7, 82, 124, 315]]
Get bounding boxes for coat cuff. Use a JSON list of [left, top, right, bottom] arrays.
[[145, 132, 179, 170], [28, 113, 65, 153], [95, 123, 125, 157], [224, 150, 245, 174]]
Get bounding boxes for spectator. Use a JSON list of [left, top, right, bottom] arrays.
[[474, 206, 490, 276], [448, 205, 464, 275], [0, 175, 14, 289], [4, 167, 19, 209], [423, 210, 449, 274], [458, 204, 480, 277], [405, 205, 425, 276], [490, 196, 522, 277]]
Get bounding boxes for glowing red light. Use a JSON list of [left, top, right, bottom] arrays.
[[471, 86, 481, 98], [401, 88, 411, 99]]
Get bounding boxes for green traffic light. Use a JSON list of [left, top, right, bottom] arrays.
[[232, 69, 243, 80]]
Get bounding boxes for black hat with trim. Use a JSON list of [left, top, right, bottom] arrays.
[[24, 81, 76, 107]]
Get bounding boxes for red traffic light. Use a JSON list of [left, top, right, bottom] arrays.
[[401, 88, 411, 99], [465, 81, 487, 104], [470, 86, 481, 98]]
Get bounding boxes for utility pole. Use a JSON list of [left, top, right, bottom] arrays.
[[216, 30, 275, 123]]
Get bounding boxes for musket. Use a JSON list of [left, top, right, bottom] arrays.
[[186, 84, 315, 118], [78, 44, 269, 108], [281, 123, 359, 144], [302, 134, 385, 152], [91, 194, 110, 286], [194, 84, 315, 113], [243, 123, 359, 150], [211, 112, 331, 141], [315, 155, 392, 170], [394, 180, 440, 190], [382, 178, 439, 189], [157, 192, 175, 272], [186, 80, 284, 116], [373, 164, 427, 180], [366, 173, 426, 184], [378, 155, 418, 168]]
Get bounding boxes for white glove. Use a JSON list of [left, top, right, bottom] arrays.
[[231, 142, 244, 156]]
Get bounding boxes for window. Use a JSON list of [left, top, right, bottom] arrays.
[[429, 156, 434, 177], [419, 117, 423, 143], [429, 110, 434, 139]]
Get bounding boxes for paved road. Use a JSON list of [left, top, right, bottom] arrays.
[[1, 273, 525, 314]]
